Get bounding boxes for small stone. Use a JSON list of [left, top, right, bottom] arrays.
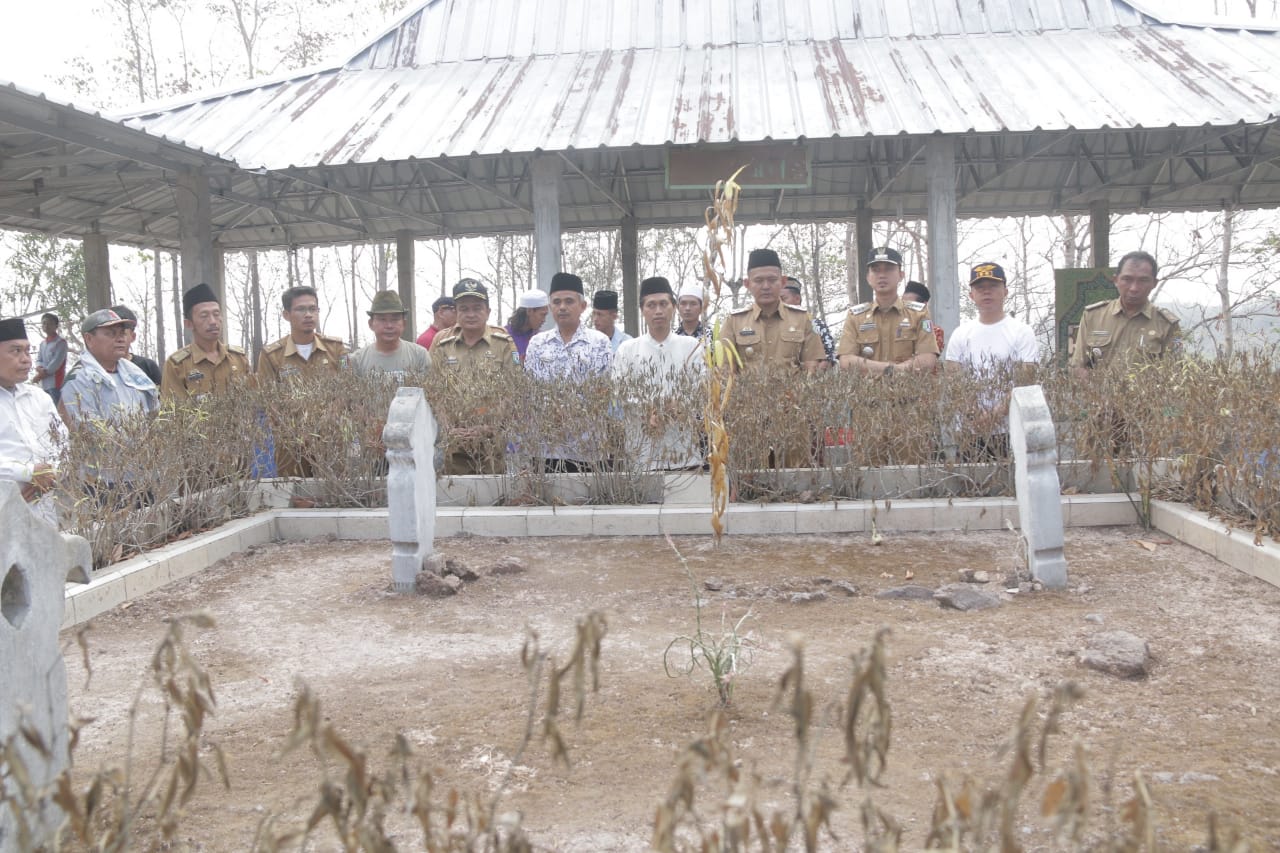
[[1084, 613, 1103, 624], [703, 577, 725, 591], [972, 570, 991, 583], [1075, 584, 1093, 595], [486, 556, 528, 576], [875, 585, 936, 601], [957, 568, 976, 582], [1018, 582, 1034, 594], [830, 581, 859, 597], [1081, 630, 1151, 678], [1178, 772, 1220, 784], [789, 591, 828, 604], [442, 575, 464, 592], [1031, 581, 1043, 592], [423, 553, 448, 576], [415, 572, 458, 597], [934, 584, 1002, 612], [445, 560, 480, 582]]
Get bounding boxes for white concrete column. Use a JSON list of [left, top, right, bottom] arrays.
[[83, 233, 112, 311], [176, 172, 217, 304], [926, 137, 959, 337], [396, 231, 416, 341], [620, 215, 639, 337], [855, 201, 873, 303], [1090, 200, 1110, 268], [531, 155, 562, 292]]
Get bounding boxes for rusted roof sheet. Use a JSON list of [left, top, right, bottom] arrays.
[[119, 0, 1280, 170]]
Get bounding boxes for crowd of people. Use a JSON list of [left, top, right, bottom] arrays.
[[0, 244, 1180, 522]]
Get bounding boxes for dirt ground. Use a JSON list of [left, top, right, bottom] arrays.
[[60, 526, 1280, 851]]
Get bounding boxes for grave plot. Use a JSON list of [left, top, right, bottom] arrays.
[[60, 529, 1280, 850]]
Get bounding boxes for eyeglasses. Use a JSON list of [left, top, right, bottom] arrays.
[[290, 305, 320, 315]]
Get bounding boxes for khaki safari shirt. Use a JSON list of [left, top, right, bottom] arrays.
[[255, 333, 348, 382], [721, 303, 826, 370], [160, 341, 251, 403], [836, 298, 939, 364], [430, 325, 522, 374], [1070, 299, 1182, 370]]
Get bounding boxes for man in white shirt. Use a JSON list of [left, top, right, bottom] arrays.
[[612, 277, 706, 470], [0, 317, 67, 526], [525, 272, 613, 472], [944, 262, 1041, 460]]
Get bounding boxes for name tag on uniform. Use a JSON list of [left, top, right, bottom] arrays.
[[280, 366, 301, 379], [859, 322, 876, 331], [898, 318, 911, 328], [446, 357, 459, 365], [186, 370, 205, 382], [740, 328, 756, 337]]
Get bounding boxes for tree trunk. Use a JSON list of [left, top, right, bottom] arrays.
[[249, 250, 263, 361], [1217, 207, 1235, 361], [153, 251, 166, 361], [170, 252, 184, 347]]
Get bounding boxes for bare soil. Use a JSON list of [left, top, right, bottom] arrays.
[[61, 527, 1280, 851]]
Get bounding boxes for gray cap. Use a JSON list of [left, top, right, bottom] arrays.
[[81, 309, 135, 334]]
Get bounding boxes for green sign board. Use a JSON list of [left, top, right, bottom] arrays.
[[1054, 267, 1116, 365]]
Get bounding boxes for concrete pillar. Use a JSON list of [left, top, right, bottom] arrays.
[[176, 172, 217, 304], [83, 233, 112, 311], [620, 215, 639, 336], [926, 137, 960, 338], [531, 155, 562, 292], [1090, 200, 1110, 268], [855, 202, 873, 303], [396, 231, 416, 340]]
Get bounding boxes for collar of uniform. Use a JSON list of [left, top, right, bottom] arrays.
[[190, 340, 226, 365], [444, 325, 495, 348], [283, 334, 333, 358], [1109, 299, 1154, 319], [748, 302, 782, 322], [872, 297, 906, 315]]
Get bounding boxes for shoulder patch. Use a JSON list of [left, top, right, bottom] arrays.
[[848, 302, 871, 315], [262, 339, 285, 353], [434, 331, 459, 346], [730, 306, 751, 315], [1156, 307, 1180, 325], [1084, 300, 1111, 311], [169, 349, 191, 365], [490, 328, 513, 341], [227, 345, 246, 355], [320, 334, 345, 346]]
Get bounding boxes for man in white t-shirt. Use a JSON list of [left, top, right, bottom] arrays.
[[944, 262, 1040, 460]]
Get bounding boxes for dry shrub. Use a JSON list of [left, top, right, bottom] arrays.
[[49, 352, 1280, 568]]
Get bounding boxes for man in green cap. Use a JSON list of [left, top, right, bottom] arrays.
[[350, 290, 431, 383], [161, 283, 251, 403]]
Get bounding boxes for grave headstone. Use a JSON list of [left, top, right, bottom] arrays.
[[1, 482, 92, 851], [382, 386, 437, 592], [1009, 385, 1068, 588]]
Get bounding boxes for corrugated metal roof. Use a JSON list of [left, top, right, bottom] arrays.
[[4, 0, 1278, 250], [120, 1, 1280, 169]]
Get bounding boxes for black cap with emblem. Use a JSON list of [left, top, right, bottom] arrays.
[[867, 247, 903, 267]]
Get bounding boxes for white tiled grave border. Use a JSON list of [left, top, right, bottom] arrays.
[[63, 496, 1280, 629]]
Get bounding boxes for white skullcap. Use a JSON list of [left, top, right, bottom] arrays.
[[676, 282, 704, 303], [517, 289, 549, 309]]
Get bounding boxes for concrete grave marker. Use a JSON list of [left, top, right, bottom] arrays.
[[1, 482, 91, 851], [382, 387, 438, 592], [1009, 385, 1068, 588]]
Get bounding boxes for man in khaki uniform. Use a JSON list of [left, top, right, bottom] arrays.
[[256, 286, 347, 383], [721, 248, 827, 373], [161, 283, 250, 403], [837, 247, 939, 375], [257, 286, 347, 479], [1071, 250, 1181, 377], [430, 278, 522, 474]]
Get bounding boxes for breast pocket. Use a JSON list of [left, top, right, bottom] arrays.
[[1085, 329, 1113, 364], [778, 326, 805, 361]]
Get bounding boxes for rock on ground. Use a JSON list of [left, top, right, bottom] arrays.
[[934, 584, 1002, 612], [1081, 630, 1151, 678], [875, 584, 937, 601], [486, 556, 529, 576], [414, 572, 458, 597]]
